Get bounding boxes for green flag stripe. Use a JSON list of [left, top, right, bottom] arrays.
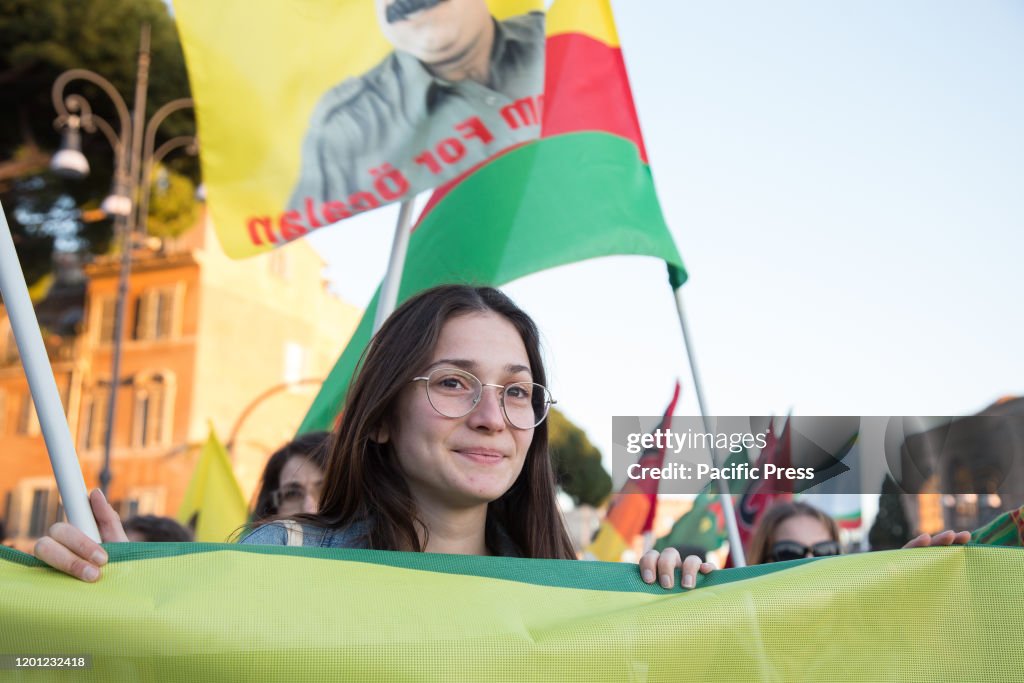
[[0, 542, 845, 594], [299, 131, 685, 433], [2, 546, 1021, 682], [4, 541, 1017, 594]]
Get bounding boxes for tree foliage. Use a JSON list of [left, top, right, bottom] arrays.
[[147, 164, 200, 239], [0, 0, 193, 156], [548, 409, 612, 508], [0, 0, 197, 285]]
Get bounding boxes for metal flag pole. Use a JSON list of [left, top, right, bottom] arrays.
[[672, 285, 747, 567], [0, 204, 101, 542], [372, 200, 415, 333]]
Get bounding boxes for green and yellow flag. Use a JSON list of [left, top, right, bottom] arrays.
[[0, 544, 1020, 680], [175, 429, 247, 543], [298, 0, 685, 432]]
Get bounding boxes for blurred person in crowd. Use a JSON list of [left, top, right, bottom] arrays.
[[123, 515, 194, 543], [748, 500, 972, 565], [250, 431, 331, 523]]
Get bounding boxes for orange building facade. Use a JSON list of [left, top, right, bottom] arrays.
[[1, 213, 360, 551]]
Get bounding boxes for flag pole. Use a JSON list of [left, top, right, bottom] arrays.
[[373, 199, 415, 333], [0, 203, 101, 542], [672, 286, 747, 567]]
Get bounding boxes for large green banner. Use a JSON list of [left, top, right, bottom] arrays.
[[1, 544, 1020, 681]]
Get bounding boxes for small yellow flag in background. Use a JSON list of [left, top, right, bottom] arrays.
[[176, 427, 248, 542]]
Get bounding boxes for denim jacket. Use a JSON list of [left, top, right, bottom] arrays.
[[238, 517, 523, 557]]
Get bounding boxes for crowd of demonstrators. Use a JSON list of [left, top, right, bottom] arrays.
[[123, 516, 194, 543], [32, 285, 713, 590], [22, 285, 986, 582], [748, 500, 972, 565]]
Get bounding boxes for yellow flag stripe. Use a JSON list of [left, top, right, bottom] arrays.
[[546, 0, 621, 47]]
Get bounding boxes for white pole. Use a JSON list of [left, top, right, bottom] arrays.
[[373, 200, 415, 333], [0, 204, 100, 542], [673, 286, 747, 567]]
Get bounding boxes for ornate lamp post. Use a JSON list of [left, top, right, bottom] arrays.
[[50, 24, 196, 495]]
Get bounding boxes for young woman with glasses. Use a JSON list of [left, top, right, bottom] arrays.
[[35, 285, 710, 590]]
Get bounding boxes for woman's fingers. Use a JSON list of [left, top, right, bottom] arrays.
[[903, 530, 973, 549], [903, 533, 930, 549], [929, 529, 972, 546], [90, 489, 128, 543], [677, 554, 704, 590], [640, 550, 713, 589], [654, 548, 681, 588], [639, 549, 661, 585], [48, 521, 108, 567], [32, 489, 129, 582], [34, 529, 103, 582]]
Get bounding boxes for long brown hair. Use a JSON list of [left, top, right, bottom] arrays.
[[747, 501, 841, 565], [309, 285, 575, 560]]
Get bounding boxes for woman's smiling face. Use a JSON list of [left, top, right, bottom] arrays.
[[383, 311, 536, 512]]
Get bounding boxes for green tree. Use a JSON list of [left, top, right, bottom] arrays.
[[146, 164, 200, 239], [869, 474, 912, 550], [0, 0, 197, 285], [0, 0, 193, 156], [548, 409, 612, 508]]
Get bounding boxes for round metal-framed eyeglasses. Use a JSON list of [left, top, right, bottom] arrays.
[[411, 367, 555, 430]]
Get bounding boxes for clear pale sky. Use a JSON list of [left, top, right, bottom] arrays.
[[307, 0, 1024, 472]]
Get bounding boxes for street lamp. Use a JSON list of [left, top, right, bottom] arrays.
[[50, 24, 197, 496]]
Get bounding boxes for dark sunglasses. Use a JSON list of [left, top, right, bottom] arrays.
[[768, 539, 841, 563]]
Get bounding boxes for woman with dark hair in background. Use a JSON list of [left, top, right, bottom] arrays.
[[250, 431, 331, 523]]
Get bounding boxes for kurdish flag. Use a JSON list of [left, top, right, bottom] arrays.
[[299, 0, 684, 433], [654, 448, 751, 556], [1, 543, 1021, 680], [972, 504, 1024, 547], [175, 429, 248, 543], [587, 382, 680, 561], [734, 417, 794, 552]]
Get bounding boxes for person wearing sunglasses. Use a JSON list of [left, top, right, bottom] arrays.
[[38, 285, 710, 591], [746, 502, 843, 564], [747, 501, 972, 565]]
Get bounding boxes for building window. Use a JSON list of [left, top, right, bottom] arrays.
[[3, 491, 12, 536], [132, 373, 173, 448], [16, 392, 40, 436], [81, 383, 110, 451], [96, 296, 117, 345], [133, 287, 178, 341], [283, 342, 308, 385], [120, 487, 164, 518], [122, 498, 140, 519], [28, 488, 50, 538]]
